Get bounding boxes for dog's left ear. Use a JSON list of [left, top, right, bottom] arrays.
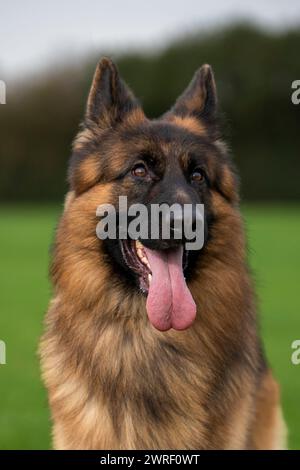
[[168, 64, 218, 130], [85, 57, 140, 127]]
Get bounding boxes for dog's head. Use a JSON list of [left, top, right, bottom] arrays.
[[61, 58, 239, 332]]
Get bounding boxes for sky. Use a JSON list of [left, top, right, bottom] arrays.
[[1, 0, 300, 77]]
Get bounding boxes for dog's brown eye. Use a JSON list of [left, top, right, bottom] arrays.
[[191, 169, 205, 183], [132, 163, 148, 178]]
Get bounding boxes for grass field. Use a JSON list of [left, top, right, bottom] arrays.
[[0, 204, 299, 449]]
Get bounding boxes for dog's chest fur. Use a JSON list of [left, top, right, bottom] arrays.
[[41, 289, 258, 450]]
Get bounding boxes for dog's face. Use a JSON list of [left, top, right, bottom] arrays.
[[66, 58, 238, 331]]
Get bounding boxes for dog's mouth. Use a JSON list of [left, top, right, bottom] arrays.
[[120, 240, 152, 293], [120, 240, 196, 331]]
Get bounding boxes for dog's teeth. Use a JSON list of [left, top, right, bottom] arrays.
[[135, 240, 143, 250], [148, 273, 152, 283], [135, 241, 151, 269], [141, 256, 148, 265]]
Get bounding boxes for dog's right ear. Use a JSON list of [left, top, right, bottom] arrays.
[[85, 58, 140, 127]]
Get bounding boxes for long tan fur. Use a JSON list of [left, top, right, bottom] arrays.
[[40, 59, 286, 450]]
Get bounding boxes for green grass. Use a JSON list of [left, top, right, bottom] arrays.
[[0, 204, 299, 449], [244, 205, 300, 450]]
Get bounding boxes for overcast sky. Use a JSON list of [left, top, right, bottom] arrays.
[[1, 0, 300, 77]]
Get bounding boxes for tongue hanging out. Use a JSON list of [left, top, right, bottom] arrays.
[[143, 246, 197, 331]]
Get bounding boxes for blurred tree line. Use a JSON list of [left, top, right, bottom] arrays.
[[0, 23, 299, 202]]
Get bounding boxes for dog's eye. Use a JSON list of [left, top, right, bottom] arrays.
[[191, 168, 205, 183], [132, 163, 148, 178]]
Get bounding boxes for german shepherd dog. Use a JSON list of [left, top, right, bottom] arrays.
[[40, 58, 286, 449]]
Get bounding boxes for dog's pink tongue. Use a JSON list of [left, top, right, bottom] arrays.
[[144, 246, 196, 331]]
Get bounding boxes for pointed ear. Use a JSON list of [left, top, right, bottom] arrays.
[[85, 57, 140, 127], [169, 64, 218, 128]]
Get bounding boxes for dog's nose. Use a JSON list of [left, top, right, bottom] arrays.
[[169, 206, 198, 235], [169, 211, 183, 234]]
